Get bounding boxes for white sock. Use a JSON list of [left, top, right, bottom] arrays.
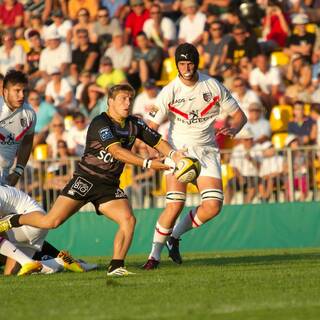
[[148, 222, 173, 261], [0, 237, 33, 266], [171, 207, 203, 239]]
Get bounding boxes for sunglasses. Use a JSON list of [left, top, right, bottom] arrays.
[[98, 14, 108, 17], [53, 124, 64, 127]]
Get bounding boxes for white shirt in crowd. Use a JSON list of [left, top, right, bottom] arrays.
[[245, 118, 271, 142], [45, 78, 73, 107], [132, 90, 159, 119], [104, 45, 133, 70], [232, 89, 262, 117], [143, 17, 176, 47], [66, 125, 89, 156], [39, 42, 71, 74], [0, 44, 26, 75], [44, 21, 73, 43], [178, 11, 206, 44], [249, 66, 283, 94]]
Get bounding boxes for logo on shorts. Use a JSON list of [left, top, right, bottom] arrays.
[[99, 127, 113, 141], [115, 188, 126, 198], [69, 176, 93, 197]]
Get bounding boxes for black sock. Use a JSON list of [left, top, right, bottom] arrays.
[[10, 214, 22, 227], [108, 259, 124, 272], [33, 241, 60, 260]]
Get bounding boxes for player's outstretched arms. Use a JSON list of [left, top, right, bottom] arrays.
[[154, 139, 186, 164]]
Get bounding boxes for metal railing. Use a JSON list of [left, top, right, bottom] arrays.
[[16, 146, 320, 211]]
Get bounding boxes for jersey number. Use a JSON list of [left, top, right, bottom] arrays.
[[97, 150, 114, 163]]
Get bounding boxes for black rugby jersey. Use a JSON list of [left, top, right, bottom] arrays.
[[76, 113, 161, 184]]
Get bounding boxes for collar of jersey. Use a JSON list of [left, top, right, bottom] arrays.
[[105, 112, 126, 128]]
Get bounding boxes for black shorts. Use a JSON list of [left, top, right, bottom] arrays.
[[61, 174, 128, 214]]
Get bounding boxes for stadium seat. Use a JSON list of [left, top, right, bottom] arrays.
[[33, 144, 49, 160], [119, 165, 133, 189], [271, 132, 288, 149], [293, 23, 317, 34], [221, 163, 235, 190], [64, 115, 74, 131], [270, 52, 290, 67], [304, 103, 311, 116], [270, 105, 293, 132]]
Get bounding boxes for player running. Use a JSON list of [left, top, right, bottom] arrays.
[[142, 43, 247, 269], [0, 84, 183, 276]]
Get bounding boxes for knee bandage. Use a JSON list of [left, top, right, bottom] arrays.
[[166, 191, 186, 203], [200, 189, 224, 202]]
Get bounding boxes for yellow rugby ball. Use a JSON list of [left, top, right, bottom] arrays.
[[174, 157, 201, 183]]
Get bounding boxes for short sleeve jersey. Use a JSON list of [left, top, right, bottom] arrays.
[[0, 102, 36, 181], [147, 72, 239, 148], [76, 113, 161, 184]]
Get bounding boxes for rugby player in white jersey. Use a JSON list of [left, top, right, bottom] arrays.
[[0, 70, 35, 186], [142, 43, 247, 269]]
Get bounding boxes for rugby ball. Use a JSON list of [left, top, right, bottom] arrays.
[[174, 157, 201, 183]]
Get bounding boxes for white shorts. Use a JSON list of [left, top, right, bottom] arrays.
[[3, 187, 47, 256], [165, 145, 222, 179]]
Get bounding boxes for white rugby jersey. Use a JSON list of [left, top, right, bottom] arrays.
[[148, 72, 240, 147], [0, 102, 36, 181]]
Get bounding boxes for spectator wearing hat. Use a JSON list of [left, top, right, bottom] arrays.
[[245, 103, 271, 144], [132, 79, 159, 118], [104, 30, 133, 73], [129, 31, 163, 87], [93, 7, 121, 53], [288, 100, 317, 146], [249, 53, 284, 115], [96, 56, 127, 90], [68, 0, 99, 21], [142, 3, 176, 51], [72, 8, 98, 46], [45, 9, 72, 44], [178, 0, 206, 45], [71, 29, 100, 79], [0, 0, 24, 29], [203, 20, 230, 77], [38, 28, 71, 80], [0, 30, 25, 75], [226, 23, 260, 65], [125, 0, 150, 45], [231, 77, 261, 117], [24, 30, 43, 84], [285, 13, 315, 62]]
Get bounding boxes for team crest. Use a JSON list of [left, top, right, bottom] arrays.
[[99, 127, 113, 141], [203, 92, 212, 102], [20, 118, 27, 127]]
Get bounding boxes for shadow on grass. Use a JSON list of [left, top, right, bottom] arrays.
[[181, 252, 320, 268]]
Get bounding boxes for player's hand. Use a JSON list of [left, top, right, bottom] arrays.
[[216, 127, 238, 138], [172, 149, 187, 164], [150, 160, 172, 171], [6, 172, 20, 187]]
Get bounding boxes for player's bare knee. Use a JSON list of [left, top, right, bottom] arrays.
[[201, 201, 222, 219], [166, 201, 185, 215], [121, 214, 136, 230]]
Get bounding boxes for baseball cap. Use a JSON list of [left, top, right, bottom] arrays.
[[100, 56, 113, 65], [285, 134, 298, 147], [143, 79, 156, 88], [219, 63, 232, 73], [236, 127, 254, 139], [292, 13, 309, 25], [48, 66, 60, 75], [52, 9, 63, 18], [45, 28, 60, 40]]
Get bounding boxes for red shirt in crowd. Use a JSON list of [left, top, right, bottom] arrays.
[[125, 9, 150, 45], [263, 13, 289, 48], [0, 1, 24, 27]]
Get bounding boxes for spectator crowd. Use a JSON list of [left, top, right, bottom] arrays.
[[2, 0, 320, 205]]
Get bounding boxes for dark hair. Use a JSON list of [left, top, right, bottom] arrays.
[[232, 23, 247, 32], [0, 73, 4, 81], [311, 103, 320, 115], [3, 70, 28, 89], [76, 28, 89, 36], [136, 31, 147, 38], [73, 111, 85, 120], [80, 82, 104, 108], [108, 83, 135, 100]]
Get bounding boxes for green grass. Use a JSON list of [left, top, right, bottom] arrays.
[[2, 248, 320, 320]]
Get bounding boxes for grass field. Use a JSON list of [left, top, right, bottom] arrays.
[[2, 248, 320, 320]]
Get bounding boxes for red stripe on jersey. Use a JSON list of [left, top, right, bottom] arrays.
[[189, 210, 200, 227], [0, 133, 5, 141], [168, 104, 189, 120], [156, 227, 172, 236], [15, 121, 33, 141], [200, 96, 220, 117]]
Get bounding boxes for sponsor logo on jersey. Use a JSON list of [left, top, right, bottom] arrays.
[[173, 98, 185, 104], [203, 92, 212, 102], [99, 127, 113, 141], [97, 150, 115, 163], [69, 176, 93, 197], [0, 133, 15, 145], [20, 118, 28, 128]]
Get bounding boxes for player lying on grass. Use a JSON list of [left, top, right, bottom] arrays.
[[0, 184, 97, 275], [0, 83, 184, 276]]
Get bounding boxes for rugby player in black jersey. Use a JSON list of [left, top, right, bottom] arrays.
[[1, 84, 184, 276]]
